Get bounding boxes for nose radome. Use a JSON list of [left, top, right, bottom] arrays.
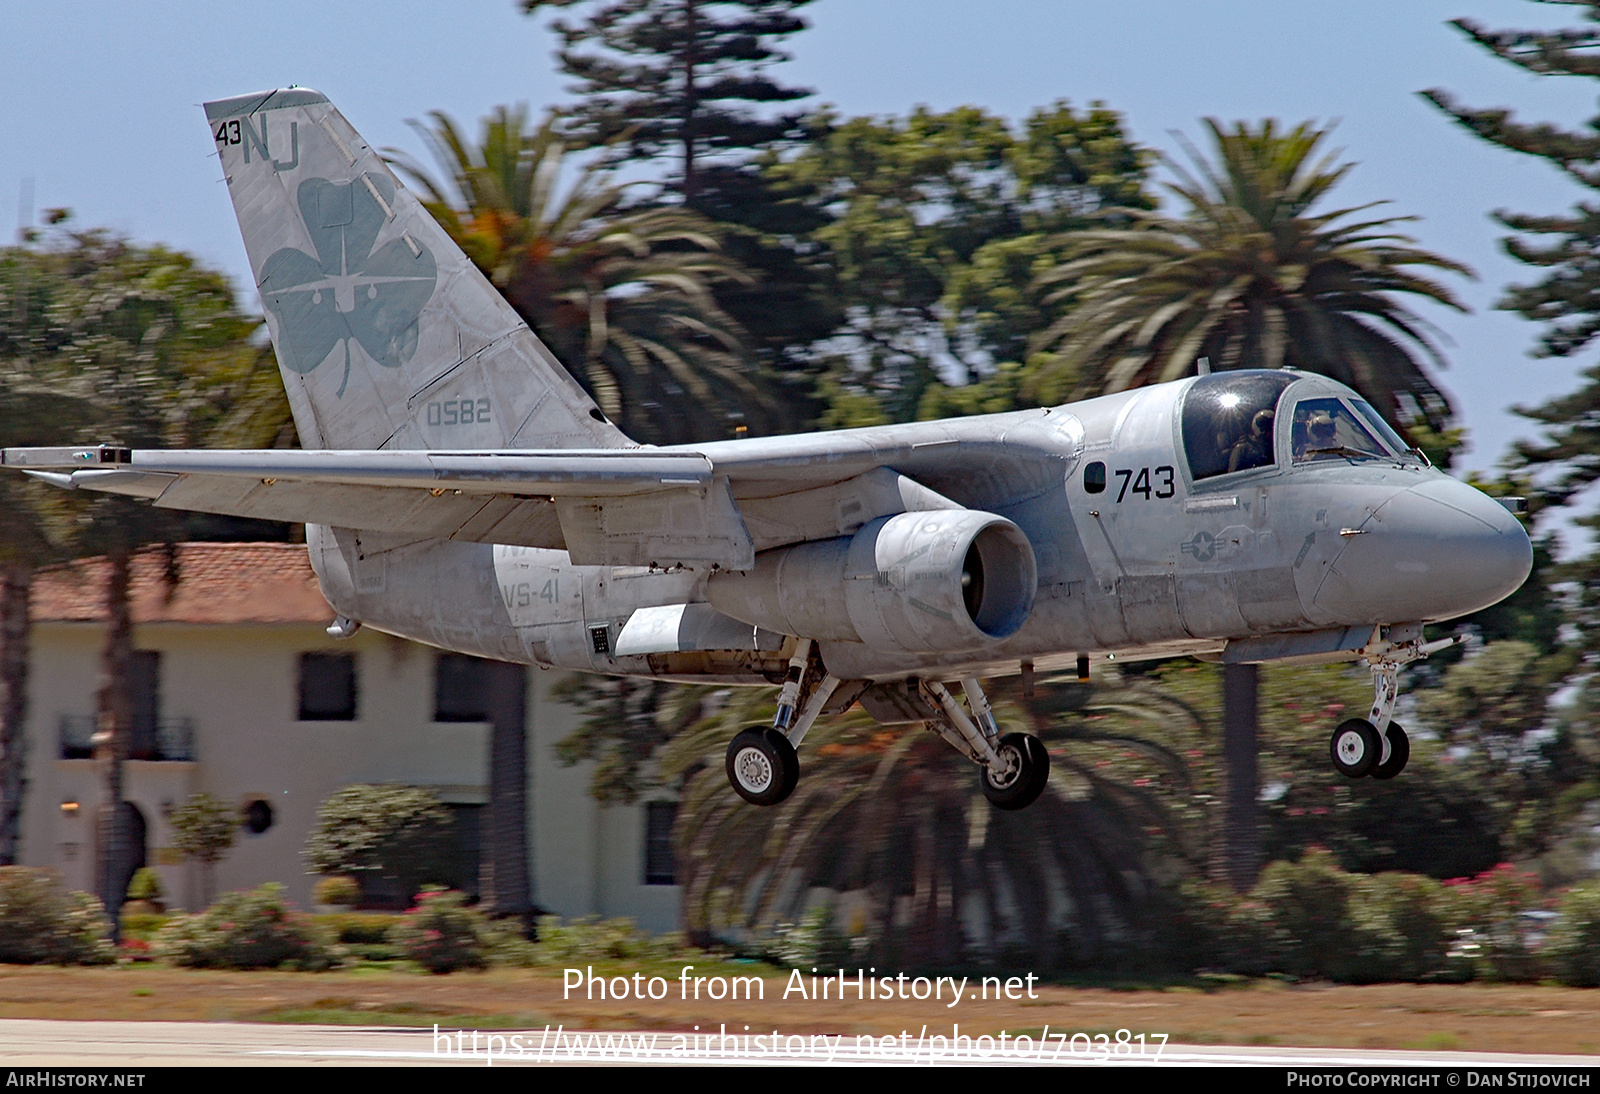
[[1311, 477, 1533, 625]]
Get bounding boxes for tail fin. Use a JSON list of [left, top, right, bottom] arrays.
[[204, 88, 630, 452]]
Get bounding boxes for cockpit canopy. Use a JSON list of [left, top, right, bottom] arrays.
[[1181, 371, 1414, 482], [1181, 371, 1296, 481]]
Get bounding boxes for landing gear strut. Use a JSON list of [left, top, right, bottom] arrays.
[[725, 639, 839, 807], [922, 677, 1049, 810], [1327, 626, 1457, 781], [722, 645, 1050, 810]]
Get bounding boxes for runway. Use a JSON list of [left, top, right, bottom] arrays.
[[0, 1019, 1595, 1067]]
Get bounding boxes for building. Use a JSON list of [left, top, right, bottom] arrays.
[[17, 543, 680, 930]]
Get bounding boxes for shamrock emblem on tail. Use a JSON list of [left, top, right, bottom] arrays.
[[258, 176, 437, 397]]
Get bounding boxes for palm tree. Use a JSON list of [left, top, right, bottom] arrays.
[[658, 675, 1203, 971], [1031, 119, 1472, 889], [389, 106, 790, 445], [1031, 119, 1470, 437], [0, 239, 114, 865], [19, 225, 270, 928]]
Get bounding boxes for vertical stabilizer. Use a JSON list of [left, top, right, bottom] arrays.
[[204, 88, 630, 452]]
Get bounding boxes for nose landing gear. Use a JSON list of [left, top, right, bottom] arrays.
[[1327, 626, 1457, 781]]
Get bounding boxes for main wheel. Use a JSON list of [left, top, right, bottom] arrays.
[[1369, 722, 1410, 780], [1329, 718, 1382, 778], [981, 733, 1050, 811], [726, 727, 800, 806]]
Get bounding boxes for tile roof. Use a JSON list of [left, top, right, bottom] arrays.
[[31, 543, 333, 625]]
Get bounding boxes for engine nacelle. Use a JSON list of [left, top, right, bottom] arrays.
[[707, 510, 1037, 654]]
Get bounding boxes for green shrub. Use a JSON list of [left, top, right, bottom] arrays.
[[313, 876, 360, 908], [766, 905, 857, 972], [484, 919, 540, 968], [1546, 881, 1600, 987], [125, 868, 164, 903], [154, 884, 332, 970], [1346, 872, 1458, 983], [393, 888, 486, 973], [312, 911, 397, 945], [119, 912, 170, 942], [530, 915, 690, 966], [1442, 863, 1544, 982], [0, 868, 113, 965], [1253, 849, 1359, 980], [303, 785, 454, 906]]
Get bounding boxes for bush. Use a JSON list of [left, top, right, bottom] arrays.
[[393, 888, 486, 973], [1442, 863, 1544, 982], [765, 905, 857, 972], [312, 876, 360, 908], [154, 884, 332, 970], [303, 785, 453, 906], [1546, 881, 1600, 987], [1346, 872, 1458, 983], [126, 868, 164, 903], [1253, 849, 1359, 980], [530, 915, 691, 966], [0, 868, 113, 965], [313, 911, 397, 945]]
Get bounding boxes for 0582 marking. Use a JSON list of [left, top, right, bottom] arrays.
[[427, 398, 491, 427]]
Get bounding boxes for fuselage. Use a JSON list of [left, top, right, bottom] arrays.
[[307, 370, 1533, 685]]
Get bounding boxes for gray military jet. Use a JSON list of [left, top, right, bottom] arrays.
[[2, 90, 1533, 810]]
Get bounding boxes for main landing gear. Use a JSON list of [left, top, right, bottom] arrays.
[[1326, 626, 1456, 782], [723, 640, 1050, 809]]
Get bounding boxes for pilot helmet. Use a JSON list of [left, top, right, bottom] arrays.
[[1308, 410, 1336, 442]]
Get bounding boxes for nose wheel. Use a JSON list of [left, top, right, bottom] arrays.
[[1324, 626, 1455, 781], [1328, 719, 1409, 779]]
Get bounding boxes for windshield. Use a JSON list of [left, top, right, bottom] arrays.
[[1350, 399, 1413, 456], [1181, 371, 1296, 481], [1291, 397, 1390, 463]]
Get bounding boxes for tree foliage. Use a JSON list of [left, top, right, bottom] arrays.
[[303, 785, 455, 905], [391, 106, 795, 443], [523, 0, 814, 205], [653, 676, 1204, 970], [169, 793, 237, 870], [768, 102, 1152, 423], [1031, 119, 1470, 440]]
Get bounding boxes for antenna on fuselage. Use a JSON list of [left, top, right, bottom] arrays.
[[1195, 356, 1212, 376]]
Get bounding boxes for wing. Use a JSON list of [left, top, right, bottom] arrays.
[[2, 411, 1082, 569]]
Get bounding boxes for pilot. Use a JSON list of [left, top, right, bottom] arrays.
[[1226, 408, 1275, 473], [1301, 410, 1337, 459]]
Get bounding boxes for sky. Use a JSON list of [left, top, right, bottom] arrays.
[[4, 0, 1599, 490]]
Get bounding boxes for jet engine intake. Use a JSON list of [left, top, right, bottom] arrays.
[[707, 510, 1037, 654]]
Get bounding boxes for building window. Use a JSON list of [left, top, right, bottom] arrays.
[[434, 654, 490, 722], [242, 799, 274, 835], [298, 653, 356, 721], [643, 801, 677, 886]]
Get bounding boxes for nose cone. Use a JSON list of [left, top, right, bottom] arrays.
[[1312, 477, 1532, 624]]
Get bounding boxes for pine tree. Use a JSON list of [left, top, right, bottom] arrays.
[[524, 0, 812, 202], [1423, 7, 1600, 498], [1424, 6, 1600, 649], [522, 1, 833, 386]]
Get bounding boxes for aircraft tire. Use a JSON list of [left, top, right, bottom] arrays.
[[1329, 718, 1382, 778], [1369, 723, 1410, 780], [981, 732, 1050, 811], [726, 727, 799, 806]]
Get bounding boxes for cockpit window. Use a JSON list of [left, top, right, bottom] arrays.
[[1291, 397, 1389, 463], [1181, 371, 1296, 481], [1349, 399, 1412, 456]]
